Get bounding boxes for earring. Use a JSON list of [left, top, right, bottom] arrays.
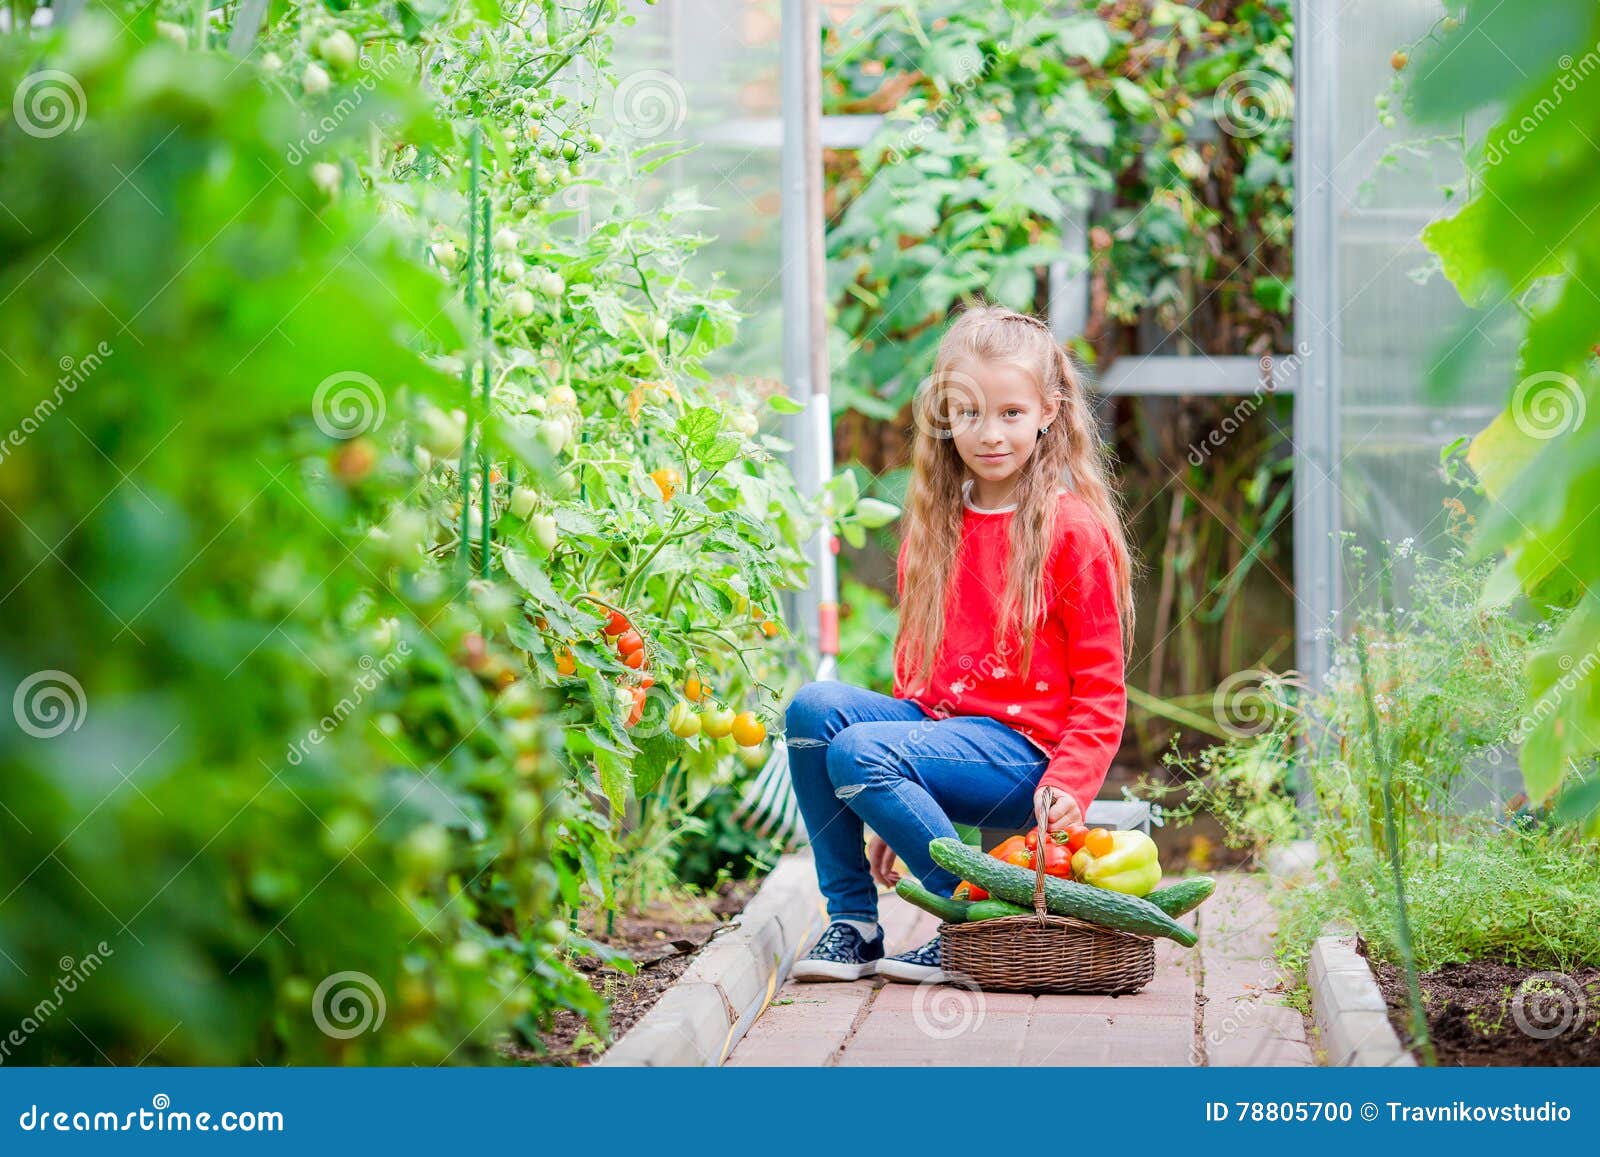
[[1037, 424, 1051, 439]]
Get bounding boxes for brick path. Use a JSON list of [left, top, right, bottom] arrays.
[[726, 872, 1313, 1066]]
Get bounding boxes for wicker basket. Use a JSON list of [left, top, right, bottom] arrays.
[[938, 788, 1155, 995]]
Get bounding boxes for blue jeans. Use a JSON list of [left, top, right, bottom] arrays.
[[784, 681, 1048, 924]]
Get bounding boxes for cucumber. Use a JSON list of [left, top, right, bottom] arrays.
[[965, 899, 1032, 921], [1146, 877, 1216, 918], [928, 837, 1198, 947], [894, 877, 973, 924]]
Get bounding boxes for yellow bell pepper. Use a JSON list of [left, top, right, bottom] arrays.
[[1070, 829, 1162, 897]]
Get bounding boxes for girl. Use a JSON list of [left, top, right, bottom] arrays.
[[786, 305, 1133, 984]]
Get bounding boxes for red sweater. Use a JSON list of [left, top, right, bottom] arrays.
[[893, 486, 1127, 819]]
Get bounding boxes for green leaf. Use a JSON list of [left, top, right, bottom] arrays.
[[841, 522, 866, 549], [853, 497, 902, 529], [676, 406, 722, 451], [699, 436, 741, 470], [594, 748, 632, 818], [631, 734, 676, 796], [767, 393, 807, 414], [1056, 16, 1112, 66]]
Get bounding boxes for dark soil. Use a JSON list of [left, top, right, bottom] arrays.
[[1363, 940, 1600, 1066], [507, 877, 760, 1067]]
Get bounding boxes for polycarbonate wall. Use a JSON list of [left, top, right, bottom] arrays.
[[1304, 0, 1522, 805], [1329, 0, 1512, 587], [604, 0, 787, 381]]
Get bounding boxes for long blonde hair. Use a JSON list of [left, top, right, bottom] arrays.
[[895, 305, 1135, 692]]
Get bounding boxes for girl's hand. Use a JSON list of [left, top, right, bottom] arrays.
[[1034, 784, 1083, 832], [867, 834, 901, 888]]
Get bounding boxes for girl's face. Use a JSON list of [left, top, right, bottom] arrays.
[[945, 359, 1059, 501]]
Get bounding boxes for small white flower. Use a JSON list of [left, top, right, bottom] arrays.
[[949, 679, 967, 695], [1034, 681, 1049, 692], [992, 666, 1007, 678], [1006, 704, 1022, 716]]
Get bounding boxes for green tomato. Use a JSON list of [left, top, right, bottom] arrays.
[[397, 823, 451, 879], [509, 485, 539, 520], [502, 258, 527, 281], [507, 289, 536, 319], [493, 227, 520, 253], [529, 512, 560, 554], [547, 384, 577, 409], [302, 61, 332, 97], [537, 416, 570, 455], [550, 470, 578, 495], [317, 29, 358, 73], [737, 743, 768, 769], [154, 20, 188, 48], [419, 407, 465, 457], [668, 701, 702, 738], [701, 706, 735, 740], [503, 718, 540, 753], [429, 240, 459, 269], [496, 681, 539, 719], [649, 317, 670, 342]]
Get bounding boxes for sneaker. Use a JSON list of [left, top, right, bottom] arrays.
[[875, 935, 948, 984], [790, 921, 885, 982]]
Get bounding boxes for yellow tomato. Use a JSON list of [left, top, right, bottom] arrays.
[[730, 711, 767, 747]]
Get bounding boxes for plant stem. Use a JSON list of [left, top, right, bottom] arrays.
[[458, 126, 480, 584], [479, 185, 492, 578], [1355, 631, 1437, 1066]]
